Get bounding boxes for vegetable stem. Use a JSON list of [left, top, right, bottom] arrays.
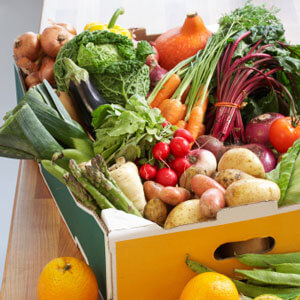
[[108, 7, 125, 29]]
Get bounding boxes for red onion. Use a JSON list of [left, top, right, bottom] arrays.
[[242, 143, 277, 172], [149, 63, 168, 88], [245, 113, 284, 146]]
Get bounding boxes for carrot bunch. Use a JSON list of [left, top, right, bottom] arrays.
[[148, 56, 209, 141]]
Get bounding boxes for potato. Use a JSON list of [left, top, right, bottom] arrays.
[[144, 198, 168, 226], [214, 169, 254, 189], [159, 187, 190, 206], [191, 174, 225, 197], [225, 179, 280, 207], [164, 199, 207, 229], [199, 188, 225, 218], [218, 148, 265, 178], [143, 181, 164, 201], [180, 166, 208, 191]]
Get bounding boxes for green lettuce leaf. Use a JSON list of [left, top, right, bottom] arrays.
[[267, 138, 300, 206]]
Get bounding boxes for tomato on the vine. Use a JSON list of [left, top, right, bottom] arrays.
[[269, 117, 300, 153]]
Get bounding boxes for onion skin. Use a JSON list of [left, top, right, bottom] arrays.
[[39, 56, 55, 86], [16, 57, 39, 75], [245, 113, 284, 146], [25, 72, 40, 88], [242, 143, 277, 173], [41, 25, 74, 57], [56, 23, 77, 35], [14, 32, 41, 61], [194, 135, 226, 162]]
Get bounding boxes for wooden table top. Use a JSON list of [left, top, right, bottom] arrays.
[[0, 160, 83, 300]]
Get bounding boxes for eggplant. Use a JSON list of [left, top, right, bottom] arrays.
[[63, 58, 106, 131]]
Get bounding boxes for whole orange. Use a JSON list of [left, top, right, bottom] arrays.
[[180, 272, 239, 300], [38, 257, 98, 300]]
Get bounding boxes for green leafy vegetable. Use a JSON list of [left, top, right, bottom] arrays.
[[92, 95, 174, 163], [54, 30, 153, 105], [267, 138, 300, 206]]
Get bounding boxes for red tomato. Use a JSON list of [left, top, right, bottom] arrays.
[[170, 137, 191, 157], [152, 142, 170, 160], [139, 164, 157, 180], [174, 128, 194, 143], [269, 117, 300, 153], [155, 168, 178, 186]]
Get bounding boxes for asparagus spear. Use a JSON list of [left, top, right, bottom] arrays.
[[82, 163, 142, 217], [63, 173, 97, 211], [92, 154, 117, 186], [69, 159, 115, 210], [42, 160, 96, 210]]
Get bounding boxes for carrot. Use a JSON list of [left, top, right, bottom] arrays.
[[178, 104, 187, 121], [186, 106, 206, 140], [175, 120, 187, 129], [158, 99, 171, 112], [181, 85, 191, 103], [162, 99, 183, 125], [195, 86, 209, 107], [150, 74, 181, 108], [199, 124, 206, 136]]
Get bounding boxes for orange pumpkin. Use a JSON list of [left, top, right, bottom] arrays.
[[155, 13, 211, 71]]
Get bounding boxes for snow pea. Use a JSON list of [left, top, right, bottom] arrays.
[[238, 252, 300, 268], [271, 263, 300, 275], [235, 269, 300, 287]]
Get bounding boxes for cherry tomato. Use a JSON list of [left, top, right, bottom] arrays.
[[172, 157, 191, 176], [139, 164, 157, 180], [162, 121, 169, 128], [269, 117, 300, 153], [170, 137, 191, 157], [155, 168, 178, 186], [152, 142, 170, 160], [174, 128, 194, 143]]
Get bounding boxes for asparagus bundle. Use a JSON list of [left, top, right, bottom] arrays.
[[42, 154, 142, 218]]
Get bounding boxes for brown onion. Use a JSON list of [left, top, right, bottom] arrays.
[[16, 57, 39, 75], [48, 19, 77, 35], [39, 56, 55, 86], [25, 72, 40, 88], [40, 25, 74, 57], [14, 32, 41, 61]]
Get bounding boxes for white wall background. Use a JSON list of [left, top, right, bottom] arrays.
[[0, 0, 42, 288], [0, 0, 299, 289]]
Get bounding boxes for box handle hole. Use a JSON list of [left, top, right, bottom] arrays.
[[214, 236, 275, 260]]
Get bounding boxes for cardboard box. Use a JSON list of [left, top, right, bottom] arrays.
[[14, 29, 300, 300]]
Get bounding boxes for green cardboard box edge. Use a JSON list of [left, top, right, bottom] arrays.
[[14, 64, 108, 300]]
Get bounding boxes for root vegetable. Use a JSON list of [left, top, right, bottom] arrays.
[[143, 181, 164, 201], [225, 178, 281, 207], [16, 56, 39, 75], [25, 72, 40, 88], [159, 186, 190, 206], [179, 165, 208, 191], [155, 168, 178, 187], [164, 199, 207, 229], [214, 169, 254, 189], [218, 148, 266, 178], [245, 113, 284, 146], [242, 143, 277, 173], [41, 25, 74, 57], [39, 56, 56, 86], [49, 19, 77, 35], [109, 157, 146, 213], [187, 148, 217, 177], [191, 174, 225, 197], [144, 198, 168, 226], [199, 188, 225, 218], [14, 32, 41, 60], [194, 135, 226, 162]]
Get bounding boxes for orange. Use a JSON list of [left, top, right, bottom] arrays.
[[38, 257, 98, 300], [180, 272, 239, 300], [253, 296, 283, 300]]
